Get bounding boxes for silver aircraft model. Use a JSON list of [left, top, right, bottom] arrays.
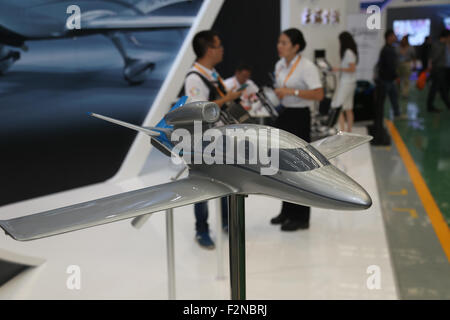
[[0, 0, 195, 84], [0, 96, 373, 241]]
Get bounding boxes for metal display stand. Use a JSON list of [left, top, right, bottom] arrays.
[[216, 198, 226, 280], [164, 167, 186, 300], [132, 169, 248, 300], [165, 208, 175, 300], [228, 194, 246, 300]]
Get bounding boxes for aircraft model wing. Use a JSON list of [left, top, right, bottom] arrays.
[[0, 176, 234, 241], [310, 132, 373, 160], [80, 15, 195, 32]]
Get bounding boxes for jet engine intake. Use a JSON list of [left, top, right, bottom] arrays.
[[164, 101, 220, 125]]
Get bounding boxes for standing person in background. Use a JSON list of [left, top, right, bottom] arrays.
[[446, 34, 450, 96], [371, 29, 401, 146], [331, 31, 358, 133], [184, 30, 242, 249], [270, 28, 324, 231], [427, 29, 450, 113], [420, 36, 432, 73], [224, 63, 259, 111], [396, 35, 416, 99], [377, 29, 402, 119]]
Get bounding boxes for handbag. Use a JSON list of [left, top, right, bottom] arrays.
[[416, 71, 427, 90]]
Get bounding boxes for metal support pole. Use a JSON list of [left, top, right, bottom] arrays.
[[130, 166, 186, 300], [164, 166, 186, 300], [166, 208, 175, 300], [228, 194, 246, 300], [215, 198, 226, 280]]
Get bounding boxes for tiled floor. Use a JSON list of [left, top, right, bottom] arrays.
[[389, 86, 450, 226], [371, 141, 450, 299]]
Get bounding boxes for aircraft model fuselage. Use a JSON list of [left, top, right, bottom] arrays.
[[191, 152, 371, 211], [175, 123, 372, 211]]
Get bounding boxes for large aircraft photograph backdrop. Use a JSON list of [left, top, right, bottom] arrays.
[[0, 0, 204, 205]]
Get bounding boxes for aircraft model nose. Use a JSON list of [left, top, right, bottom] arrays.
[[315, 165, 372, 210], [346, 183, 372, 209], [281, 164, 372, 210]]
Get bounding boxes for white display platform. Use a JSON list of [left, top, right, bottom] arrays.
[[0, 127, 397, 299]]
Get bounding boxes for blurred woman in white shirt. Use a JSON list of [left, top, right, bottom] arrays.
[[331, 31, 358, 133], [270, 28, 324, 231]]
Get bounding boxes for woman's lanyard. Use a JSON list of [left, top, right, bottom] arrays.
[[194, 63, 226, 97], [277, 55, 301, 88]]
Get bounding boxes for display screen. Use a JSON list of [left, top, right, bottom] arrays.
[[0, 0, 204, 206], [393, 19, 430, 46], [445, 17, 450, 30]]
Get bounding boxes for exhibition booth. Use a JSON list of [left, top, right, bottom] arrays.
[[0, 0, 449, 300]]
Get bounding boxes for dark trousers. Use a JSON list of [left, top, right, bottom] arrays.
[[373, 80, 387, 142], [427, 68, 450, 110], [275, 107, 311, 223], [381, 80, 401, 117], [194, 197, 228, 233]]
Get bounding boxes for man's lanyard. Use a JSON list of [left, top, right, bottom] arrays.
[[277, 55, 301, 88], [233, 77, 239, 90], [194, 63, 226, 97], [233, 77, 245, 92]]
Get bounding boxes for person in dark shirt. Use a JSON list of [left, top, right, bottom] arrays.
[[420, 36, 432, 73], [426, 29, 450, 113], [377, 29, 401, 118]]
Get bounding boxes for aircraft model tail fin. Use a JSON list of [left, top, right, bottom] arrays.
[[155, 95, 188, 130], [89, 113, 161, 137], [310, 132, 373, 160], [149, 96, 188, 152]]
